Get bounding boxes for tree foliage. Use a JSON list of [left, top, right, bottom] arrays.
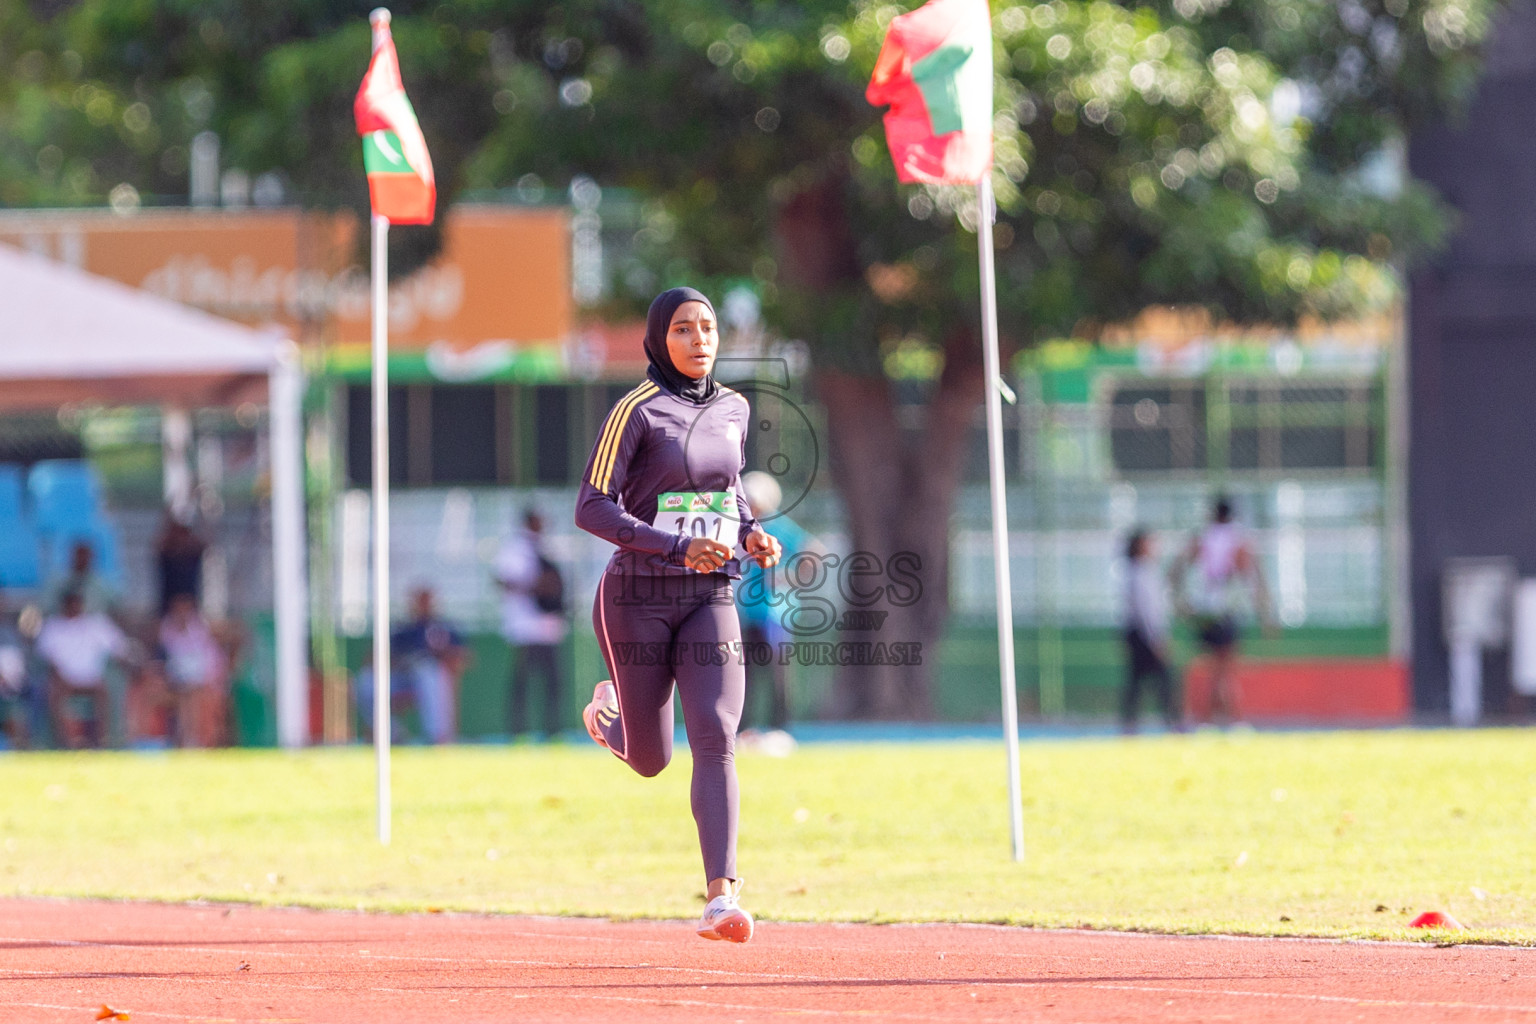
[[0, 0, 1504, 713], [0, 0, 1499, 345]]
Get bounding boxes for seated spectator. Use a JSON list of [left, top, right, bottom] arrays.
[[356, 587, 467, 745], [47, 541, 118, 617], [0, 601, 29, 749], [36, 590, 133, 749], [154, 594, 228, 748]]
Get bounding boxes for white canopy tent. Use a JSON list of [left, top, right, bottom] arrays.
[[0, 243, 308, 748]]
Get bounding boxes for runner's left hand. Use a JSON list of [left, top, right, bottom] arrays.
[[685, 537, 732, 574], [744, 529, 782, 568]]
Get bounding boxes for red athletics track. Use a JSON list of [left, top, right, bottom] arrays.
[[0, 899, 1532, 1023]]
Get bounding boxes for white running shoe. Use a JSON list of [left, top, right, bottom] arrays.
[[696, 879, 754, 943], [583, 681, 617, 750]]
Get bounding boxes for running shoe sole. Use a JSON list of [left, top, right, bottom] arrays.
[[697, 908, 754, 943]]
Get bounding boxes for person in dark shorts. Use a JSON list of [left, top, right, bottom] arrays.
[[155, 511, 206, 616], [1120, 529, 1179, 733], [574, 287, 781, 944], [1170, 497, 1275, 724]]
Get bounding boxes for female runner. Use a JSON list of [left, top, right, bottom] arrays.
[[574, 286, 782, 943]]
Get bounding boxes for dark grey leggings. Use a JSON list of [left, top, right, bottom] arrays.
[[592, 571, 743, 882]]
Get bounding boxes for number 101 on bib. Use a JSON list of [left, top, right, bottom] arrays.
[[657, 491, 739, 542]]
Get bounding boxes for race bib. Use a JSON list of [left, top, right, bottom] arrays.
[[657, 491, 741, 547]]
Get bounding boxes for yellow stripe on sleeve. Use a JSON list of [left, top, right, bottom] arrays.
[[595, 383, 656, 493], [588, 382, 656, 491], [587, 381, 650, 487]]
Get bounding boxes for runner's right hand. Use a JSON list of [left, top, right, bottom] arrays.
[[685, 537, 732, 574], [744, 529, 782, 568]]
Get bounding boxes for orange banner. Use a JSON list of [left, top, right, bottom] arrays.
[[0, 205, 571, 353]]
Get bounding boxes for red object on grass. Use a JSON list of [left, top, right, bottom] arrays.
[[1409, 911, 1463, 929]]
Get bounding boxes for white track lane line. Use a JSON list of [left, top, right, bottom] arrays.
[[4, 932, 1534, 1019]]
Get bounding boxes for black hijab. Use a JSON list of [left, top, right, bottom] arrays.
[[643, 287, 718, 405]]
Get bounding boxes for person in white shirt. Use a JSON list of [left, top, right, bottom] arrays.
[[1170, 496, 1275, 724], [1121, 529, 1180, 733], [156, 593, 228, 748], [36, 589, 132, 748], [493, 511, 569, 738]]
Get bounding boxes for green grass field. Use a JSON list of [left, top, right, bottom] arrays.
[[2, 729, 1533, 943]]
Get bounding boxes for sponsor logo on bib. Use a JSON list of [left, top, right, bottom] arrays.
[[690, 494, 711, 511], [664, 495, 685, 510]]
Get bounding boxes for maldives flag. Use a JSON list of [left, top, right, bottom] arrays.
[[866, 0, 994, 185], [354, 16, 435, 224]]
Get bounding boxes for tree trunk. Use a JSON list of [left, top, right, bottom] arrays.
[[815, 326, 985, 719], [774, 169, 989, 719]]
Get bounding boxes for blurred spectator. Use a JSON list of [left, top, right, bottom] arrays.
[[1120, 529, 1180, 734], [0, 600, 30, 749], [154, 593, 228, 748], [494, 510, 568, 739], [736, 471, 819, 739], [36, 589, 133, 749], [46, 541, 117, 617], [156, 511, 206, 616], [356, 587, 467, 745], [1170, 496, 1276, 725]]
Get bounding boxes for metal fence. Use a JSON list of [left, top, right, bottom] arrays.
[[317, 338, 1397, 722]]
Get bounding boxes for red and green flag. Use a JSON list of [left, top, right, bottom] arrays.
[[354, 18, 435, 225], [866, 0, 994, 185]]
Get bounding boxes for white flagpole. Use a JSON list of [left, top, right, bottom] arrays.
[[369, 8, 393, 847], [371, 210, 391, 845], [976, 173, 1025, 862]]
